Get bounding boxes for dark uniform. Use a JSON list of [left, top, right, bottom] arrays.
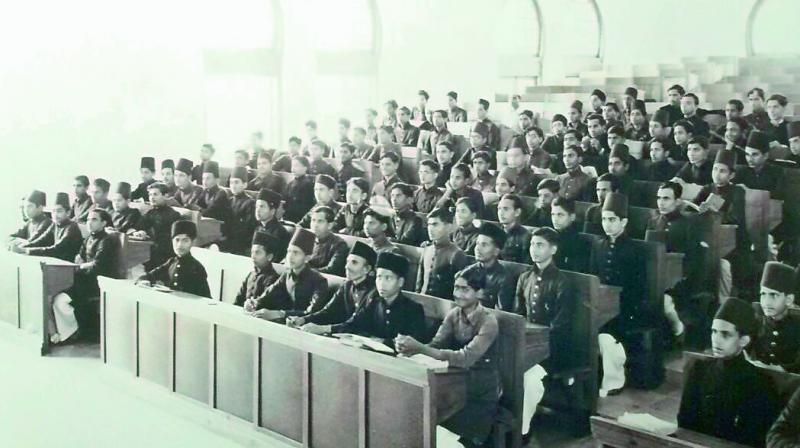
[[745, 110, 769, 132], [308, 232, 349, 277], [583, 203, 603, 235], [308, 158, 337, 178], [501, 224, 531, 264], [298, 200, 342, 229], [416, 240, 469, 300], [247, 172, 287, 196], [331, 291, 426, 346], [174, 184, 203, 209], [371, 236, 400, 255], [524, 206, 553, 228], [765, 120, 790, 147], [397, 122, 420, 147], [112, 207, 141, 233], [684, 114, 710, 137], [332, 202, 369, 237], [478, 261, 515, 311], [131, 178, 156, 202], [557, 169, 592, 201], [337, 161, 365, 196], [70, 194, 93, 223], [372, 174, 401, 204], [68, 229, 120, 334], [471, 171, 496, 193], [449, 186, 485, 218], [257, 266, 329, 318], [424, 126, 453, 154], [303, 277, 375, 325], [452, 224, 479, 255], [10, 213, 53, 249], [198, 184, 231, 223], [449, 107, 467, 122], [459, 145, 496, 170], [284, 174, 316, 223], [26, 218, 82, 262], [542, 134, 564, 155], [233, 263, 280, 307], [480, 118, 501, 151], [674, 160, 713, 185], [658, 104, 682, 127], [390, 208, 425, 247], [624, 126, 650, 142], [141, 253, 211, 298], [646, 160, 680, 182], [735, 163, 784, 198], [767, 387, 800, 447], [256, 217, 291, 263], [436, 161, 454, 188], [749, 305, 800, 373], [225, 192, 257, 256], [414, 185, 444, 214], [139, 204, 182, 270], [554, 222, 590, 273]]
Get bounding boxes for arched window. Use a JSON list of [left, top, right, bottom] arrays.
[[494, 0, 543, 94], [307, 0, 374, 51], [540, 0, 601, 57], [751, 0, 800, 55]]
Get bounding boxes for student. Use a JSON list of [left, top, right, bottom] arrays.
[[135, 220, 211, 297], [367, 125, 402, 163], [16, 192, 81, 262], [363, 207, 399, 255], [550, 197, 590, 273], [396, 106, 420, 147], [365, 109, 379, 144], [581, 114, 610, 175], [583, 173, 619, 235], [767, 386, 800, 446], [515, 109, 535, 138], [302, 120, 322, 157], [307, 205, 349, 277], [606, 145, 634, 195], [670, 119, 694, 162], [396, 264, 499, 447], [298, 174, 341, 229], [8, 190, 53, 251], [436, 163, 485, 217], [745, 87, 769, 131], [414, 160, 444, 214], [88, 178, 113, 215], [254, 188, 291, 262], [498, 194, 531, 264], [453, 197, 481, 255], [133, 183, 182, 270], [284, 156, 316, 222], [735, 130, 784, 197], [191, 144, 215, 184], [351, 127, 374, 160], [589, 89, 606, 115], [371, 151, 402, 204], [648, 109, 675, 156], [646, 138, 680, 182], [476, 98, 501, 150], [248, 131, 266, 169], [472, 222, 514, 310], [602, 102, 623, 129], [568, 101, 588, 136], [721, 117, 749, 162], [447, 91, 467, 122], [224, 167, 257, 256], [556, 145, 591, 201], [306, 252, 425, 348], [748, 262, 800, 373], [336, 142, 366, 196], [308, 140, 337, 178], [504, 145, 537, 195], [197, 161, 232, 223], [458, 122, 494, 169], [525, 178, 558, 228], [110, 182, 141, 233], [417, 207, 469, 301], [711, 100, 746, 144], [389, 183, 424, 247], [625, 100, 650, 142], [273, 136, 303, 173], [382, 100, 399, 128], [434, 141, 456, 188], [225, 149, 256, 188], [412, 89, 431, 125], [484, 168, 517, 222], [524, 126, 546, 156], [470, 151, 496, 193], [542, 114, 567, 155], [160, 159, 178, 198], [173, 158, 203, 209], [788, 121, 800, 165], [332, 177, 370, 237], [247, 151, 287, 195], [337, 118, 352, 144], [678, 298, 780, 447], [673, 136, 713, 185], [622, 87, 638, 119], [131, 156, 157, 202], [251, 227, 330, 322], [765, 94, 790, 146], [424, 110, 453, 154], [291, 241, 376, 328], [680, 93, 709, 137], [659, 84, 685, 127]]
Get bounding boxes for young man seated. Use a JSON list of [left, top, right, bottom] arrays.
[[88, 178, 113, 215], [337, 118, 351, 144], [721, 117, 749, 162], [8, 190, 53, 252], [590, 89, 606, 115], [191, 143, 216, 184], [659, 84, 685, 127], [434, 140, 456, 188], [471, 222, 513, 311], [303, 252, 425, 348], [453, 197, 481, 255], [132, 183, 182, 270], [524, 126, 546, 157], [484, 168, 517, 222], [678, 298, 780, 447], [497, 194, 532, 264], [363, 207, 399, 255], [248, 151, 287, 195], [351, 127, 374, 160], [735, 130, 784, 198], [583, 173, 619, 235], [435, 163, 485, 218], [13, 192, 81, 262], [367, 125, 402, 163], [765, 94, 790, 147], [477, 98, 501, 149], [581, 114, 611, 175], [524, 178, 558, 228], [160, 160, 178, 198], [298, 174, 341, 229], [131, 156, 156, 202], [748, 261, 800, 373], [110, 182, 141, 233], [290, 241, 376, 329], [336, 142, 366, 197], [624, 100, 650, 142], [70, 175, 93, 223], [648, 109, 676, 156], [550, 197, 590, 273], [414, 160, 444, 214], [136, 220, 210, 297], [254, 188, 290, 262], [606, 144, 634, 195], [672, 136, 713, 186], [470, 151, 496, 193], [542, 114, 567, 156], [458, 121, 494, 168], [447, 91, 468, 122], [396, 264, 499, 447], [602, 103, 623, 129], [197, 161, 232, 223], [332, 177, 370, 237], [235, 232, 281, 310], [568, 101, 588, 136], [173, 158, 203, 209], [646, 137, 680, 182], [424, 109, 452, 154], [670, 120, 694, 163], [417, 207, 469, 301], [389, 183, 425, 247], [307, 140, 337, 178], [250, 227, 329, 322], [371, 151, 402, 205], [307, 205, 349, 277], [680, 93, 710, 137], [711, 100, 745, 144], [224, 149, 255, 188], [283, 156, 316, 223], [272, 136, 302, 173], [504, 145, 537, 195], [224, 167, 257, 256], [396, 106, 420, 147], [556, 145, 591, 201]]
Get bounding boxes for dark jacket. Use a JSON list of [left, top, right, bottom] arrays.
[[304, 277, 375, 325], [131, 179, 156, 202], [647, 160, 680, 182], [298, 201, 342, 229], [10, 214, 54, 248], [284, 174, 316, 222], [478, 260, 515, 311], [198, 185, 231, 223], [70, 229, 120, 300], [767, 387, 800, 447], [225, 192, 257, 256], [139, 205, 182, 270], [308, 233, 349, 277], [26, 219, 83, 262], [398, 122, 420, 147], [112, 207, 141, 233], [173, 184, 203, 209], [554, 223, 590, 273], [391, 208, 425, 247], [257, 266, 329, 318], [233, 263, 280, 306], [142, 253, 211, 298], [416, 240, 469, 300], [247, 172, 287, 195], [501, 224, 531, 264], [331, 292, 426, 346], [255, 217, 291, 262], [449, 107, 468, 122], [583, 203, 603, 235], [413, 185, 444, 214], [735, 163, 784, 199], [674, 160, 713, 185], [749, 305, 800, 373], [69, 194, 93, 223], [452, 224, 479, 255], [332, 202, 369, 237]]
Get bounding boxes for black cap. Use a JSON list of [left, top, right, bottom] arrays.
[[478, 98, 490, 109], [365, 207, 392, 225], [161, 159, 175, 170], [289, 227, 316, 255], [761, 261, 796, 295], [602, 192, 628, 219], [447, 91, 458, 100], [350, 241, 377, 267], [55, 192, 70, 210], [252, 231, 281, 255], [746, 130, 770, 153], [75, 175, 90, 187], [202, 161, 220, 178], [375, 252, 409, 278], [94, 178, 110, 192], [231, 167, 248, 182], [477, 222, 507, 248], [257, 188, 282, 208], [347, 177, 370, 194], [140, 157, 156, 171], [171, 220, 197, 239], [115, 182, 132, 199], [26, 190, 46, 207], [714, 298, 757, 336], [591, 89, 606, 102], [315, 174, 336, 190], [176, 158, 193, 175]]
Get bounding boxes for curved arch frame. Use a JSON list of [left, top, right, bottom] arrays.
[[531, 0, 544, 57], [589, 0, 604, 60], [745, 0, 763, 57]]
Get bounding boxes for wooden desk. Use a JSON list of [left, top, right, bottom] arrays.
[[100, 277, 468, 448], [591, 416, 751, 448], [0, 251, 76, 355], [130, 203, 223, 247]]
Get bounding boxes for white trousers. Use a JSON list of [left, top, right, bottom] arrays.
[[51, 292, 79, 341], [521, 364, 548, 434], [598, 333, 626, 396], [718, 259, 732, 301]]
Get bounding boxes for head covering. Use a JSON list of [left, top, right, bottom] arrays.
[[390, 182, 415, 197], [602, 192, 628, 218], [570, 100, 583, 112], [652, 109, 670, 127], [257, 188, 283, 208], [348, 177, 370, 194], [55, 192, 70, 210], [161, 159, 175, 170], [365, 207, 391, 225], [591, 89, 607, 102], [472, 122, 489, 138], [632, 100, 647, 114], [231, 167, 249, 182], [478, 98, 490, 110], [552, 114, 567, 125], [252, 231, 281, 255], [609, 144, 630, 161], [746, 130, 770, 153], [171, 220, 197, 239], [288, 227, 315, 255], [520, 110, 534, 119], [94, 178, 111, 193], [26, 190, 46, 207], [625, 87, 638, 98], [714, 149, 737, 171], [350, 241, 377, 267], [315, 174, 336, 190], [714, 298, 757, 336], [761, 261, 796, 295], [375, 252, 409, 278], [447, 91, 458, 101], [115, 182, 132, 199], [92, 209, 113, 227], [176, 158, 193, 175], [477, 222, 507, 248], [75, 175, 90, 187], [201, 161, 220, 178], [789, 121, 800, 140], [140, 156, 156, 171]]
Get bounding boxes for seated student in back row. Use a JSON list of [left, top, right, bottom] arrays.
[[70, 175, 93, 223], [389, 182, 425, 247], [332, 177, 370, 237], [306, 205, 349, 277], [436, 163, 485, 217], [133, 182, 182, 270], [254, 188, 290, 262], [224, 167, 257, 256], [12, 192, 82, 262], [136, 220, 211, 298], [646, 137, 680, 182], [298, 174, 341, 229], [748, 261, 800, 373], [110, 182, 141, 234], [236, 232, 281, 310], [472, 222, 514, 311], [672, 136, 713, 186], [453, 197, 481, 255], [497, 193, 531, 264], [8, 190, 53, 252], [247, 151, 287, 195], [131, 156, 156, 202], [583, 173, 619, 235], [736, 130, 784, 198], [550, 197, 590, 273], [417, 207, 469, 301]]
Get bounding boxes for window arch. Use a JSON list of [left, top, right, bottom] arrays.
[[540, 0, 602, 58], [494, 0, 542, 56], [749, 0, 800, 56]]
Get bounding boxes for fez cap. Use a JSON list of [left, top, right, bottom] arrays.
[[176, 158, 193, 175], [477, 222, 507, 248], [231, 167, 248, 182], [315, 174, 336, 190], [447, 91, 458, 100], [714, 297, 757, 336], [26, 190, 46, 207], [602, 192, 628, 218], [349, 241, 377, 267], [75, 175, 90, 187], [625, 87, 638, 98], [552, 114, 567, 125], [161, 159, 175, 170], [609, 144, 630, 161], [472, 121, 490, 138], [789, 121, 800, 140], [632, 99, 647, 114], [478, 98, 490, 109], [55, 192, 70, 210], [115, 182, 132, 199], [288, 227, 315, 256], [347, 177, 370, 194], [257, 188, 283, 208], [252, 231, 281, 255], [652, 109, 670, 127], [390, 182, 415, 197], [570, 100, 583, 112], [761, 261, 796, 295], [714, 149, 737, 171], [746, 130, 770, 153], [591, 89, 606, 102], [202, 161, 220, 178], [375, 252, 409, 278], [94, 178, 110, 192], [140, 156, 155, 171], [364, 207, 391, 225], [520, 110, 534, 119], [171, 220, 197, 239]]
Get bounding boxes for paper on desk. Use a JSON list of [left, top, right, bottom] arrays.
[[401, 354, 449, 371], [332, 333, 395, 354], [618, 412, 677, 436]]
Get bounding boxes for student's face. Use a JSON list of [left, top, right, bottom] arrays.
[[497, 198, 520, 225], [536, 189, 555, 208], [230, 178, 245, 194], [87, 212, 106, 233], [495, 177, 514, 195], [363, 215, 385, 238], [476, 105, 488, 120], [397, 110, 410, 124], [601, 210, 626, 237], [469, 132, 486, 148], [344, 254, 370, 282], [656, 188, 678, 215], [255, 200, 274, 222], [608, 133, 624, 148], [338, 124, 348, 137], [590, 95, 603, 109], [525, 131, 542, 149], [587, 119, 604, 138], [172, 234, 193, 257], [564, 133, 579, 148], [725, 122, 743, 143], [711, 319, 747, 359], [161, 168, 174, 184], [234, 153, 248, 167], [551, 121, 565, 135], [375, 268, 402, 298], [449, 168, 468, 189], [686, 143, 708, 165], [748, 93, 765, 111], [111, 193, 128, 212], [745, 147, 767, 169], [291, 160, 307, 176], [54, 205, 69, 223], [650, 143, 666, 162], [23, 202, 42, 220], [141, 168, 154, 181], [175, 171, 191, 188], [346, 184, 366, 205], [474, 234, 500, 263], [149, 188, 166, 206], [680, 97, 696, 116], [435, 146, 453, 165], [712, 163, 733, 186], [378, 130, 393, 144], [630, 110, 645, 127], [602, 105, 618, 121], [649, 121, 667, 138], [426, 217, 451, 241], [285, 245, 308, 271], [379, 159, 398, 177], [596, 181, 612, 203], [257, 157, 272, 175], [760, 286, 794, 319], [607, 157, 627, 175], [529, 236, 557, 264], [433, 112, 445, 127], [390, 189, 411, 211], [91, 185, 107, 203], [447, 97, 456, 108], [418, 165, 438, 185], [339, 146, 353, 163], [309, 144, 324, 160], [452, 276, 481, 309], [518, 115, 532, 131], [790, 136, 800, 156], [250, 245, 271, 269], [289, 140, 301, 153], [455, 202, 476, 227], [505, 148, 525, 169], [202, 173, 217, 189], [568, 108, 581, 123], [550, 205, 574, 231], [673, 126, 690, 145], [724, 103, 741, 120], [667, 89, 682, 106], [766, 100, 785, 121], [309, 212, 332, 237], [472, 158, 488, 174], [314, 184, 334, 204], [200, 147, 213, 161]]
